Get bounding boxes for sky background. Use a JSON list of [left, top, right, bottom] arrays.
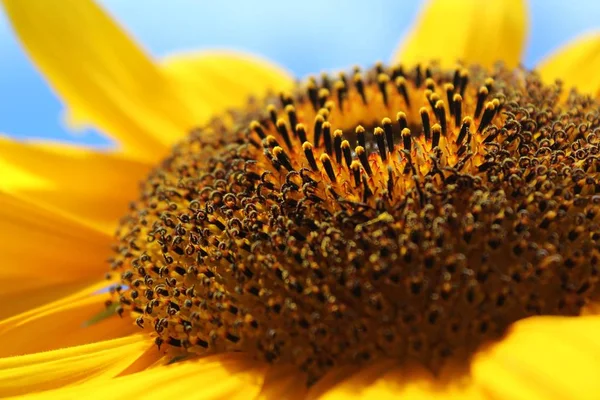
[[0, 0, 598, 148]]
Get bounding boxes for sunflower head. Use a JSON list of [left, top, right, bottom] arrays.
[[106, 61, 600, 384]]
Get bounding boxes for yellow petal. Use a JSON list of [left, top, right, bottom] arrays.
[[0, 191, 114, 319], [0, 136, 151, 233], [472, 315, 600, 400], [317, 361, 485, 400], [0, 191, 111, 286], [14, 353, 268, 400], [0, 0, 194, 160], [1, 0, 296, 161], [312, 364, 436, 400], [161, 50, 295, 124], [0, 334, 151, 398], [537, 32, 600, 96], [393, 0, 528, 69], [0, 158, 47, 193], [256, 365, 308, 400], [0, 283, 136, 357], [0, 280, 95, 321]]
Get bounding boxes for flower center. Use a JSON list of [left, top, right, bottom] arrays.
[[109, 62, 600, 383]]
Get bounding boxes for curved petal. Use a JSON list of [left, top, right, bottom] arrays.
[[0, 283, 136, 358], [1, 0, 296, 161], [14, 353, 268, 400], [0, 191, 115, 319], [472, 315, 600, 400], [0, 280, 95, 321], [537, 32, 600, 97], [0, 136, 151, 233], [0, 334, 151, 398], [313, 361, 485, 399], [160, 50, 295, 124], [393, 0, 528, 69], [0, 0, 195, 160], [256, 365, 307, 400], [0, 192, 111, 287]]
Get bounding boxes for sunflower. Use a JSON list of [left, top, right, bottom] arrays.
[[1, 0, 600, 398]]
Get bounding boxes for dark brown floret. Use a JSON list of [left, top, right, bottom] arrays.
[[109, 62, 600, 383]]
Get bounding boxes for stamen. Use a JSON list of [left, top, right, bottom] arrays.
[[425, 77, 435, 91], [350, 160, 362, 186], [356, 146, 372, 176], [250, 120, 266, 140], [456, 117, 473, 146], [420, 107, 431, 141], [323, 121, 333, 155], [306, 78, 319, 111], [391, 64, 404, 80], [273, 146, 294, 171], [477, 102, 496, 133], [374, 127, 387, 161], [286, 105, 298, 132], [267, 104, 278, 126], [453, 93, 463, 127], [354, 72, 367, 104], [474, 86, 488, 119], [395, 76, 410, 106], [425, 89, 435, 109], [335, 80, 347, 113], [434, 100, 448, 135], [303, 142, 318, 171], [296, 123, 308, 144], [378, 73, 390, 107], [382, 117, 394, 154], [265, 135, 280, 149], [484, 77, 494, 92], [431, 123, 442, 148], [397, 112, 408, 132], [321, 72, 332, 90], [356, 125, 366, 148], [491, 98, 501, 118], [318, 88, 330, 109], [415, 64, 423, 88], [338, 71, 348, 87], [452, 68, 461, 89], [333, 129, 343, 163], [402, 128, 412, 152], [445, 83, 455, 115], [341, 140, 352, 169], [320, 153, 337, 183], [276, 119, 293, 149], [458, 68, 469, 96], [314, 115, 324, 147]]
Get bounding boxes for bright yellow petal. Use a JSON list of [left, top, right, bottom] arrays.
[[256, 365, 307, 400], [0, 280, 95, 321], [393, 0, 528, 69], [0, 158, 47, 192], [14, 353, 268, 400], [0, 283, 136, 358], [161, 50, 295, 124], [0, 192, 111, 287], [537, 32, 600, 96], [0, 0, 195, 159], [472, 315, 600, 400], [1, 0, 295, 161], [316, 361, 485, 400], [0, 190, 116, 319], [0, 334, 151, 398], [0, 136, 151, 233]]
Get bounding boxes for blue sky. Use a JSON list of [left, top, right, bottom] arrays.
[[0, 0, 598, 148]]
